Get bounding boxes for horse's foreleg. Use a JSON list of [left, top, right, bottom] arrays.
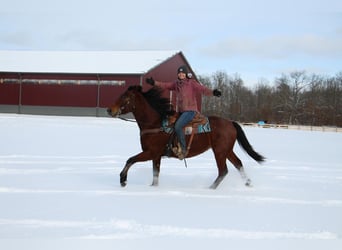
[[120, 151, 152, 187], [151, 157, 161, 186], [120, 158, 134, 187]]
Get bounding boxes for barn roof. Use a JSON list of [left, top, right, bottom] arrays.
[[0, 50, 180, 74]]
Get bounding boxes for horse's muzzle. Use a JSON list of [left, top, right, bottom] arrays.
[[107, 107, 121, 117]]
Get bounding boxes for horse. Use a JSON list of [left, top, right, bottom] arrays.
[[107, 85, 265, 189]]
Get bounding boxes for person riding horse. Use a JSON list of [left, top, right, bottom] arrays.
[[146, 65, 222, 159]]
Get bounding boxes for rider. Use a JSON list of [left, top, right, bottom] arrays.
[[146, 65, 221, 159]]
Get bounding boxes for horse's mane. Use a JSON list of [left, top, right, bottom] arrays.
[[128, 85, 175, 119]]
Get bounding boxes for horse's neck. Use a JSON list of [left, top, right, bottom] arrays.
[[133, 96, 161, 130]]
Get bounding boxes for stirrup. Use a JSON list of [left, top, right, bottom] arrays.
[[172, 143, 187, 160], [178, 151, 187, 160]]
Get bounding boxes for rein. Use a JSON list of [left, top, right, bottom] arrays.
[[140, 128, 163, 136], [117, 116, 162, 136], [118, 116, 136, 123]]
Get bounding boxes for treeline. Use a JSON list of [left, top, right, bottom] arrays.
[[199, 70, 342, 127]]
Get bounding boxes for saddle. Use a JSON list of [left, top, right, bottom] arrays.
[[163, 112, 211, 158], [167, 112, 208, 132]]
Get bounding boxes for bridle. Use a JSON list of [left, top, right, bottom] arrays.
[[114, 91, 162, 135], [111, 92, 136, 117]]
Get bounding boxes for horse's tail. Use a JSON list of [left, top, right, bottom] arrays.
[[232, 121, 265, 163]]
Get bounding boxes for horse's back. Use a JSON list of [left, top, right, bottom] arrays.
[[207, 116, 237, 142], [208, 116, 237, 131]]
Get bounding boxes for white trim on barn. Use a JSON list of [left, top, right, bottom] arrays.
[[0, 50, 180, 74]]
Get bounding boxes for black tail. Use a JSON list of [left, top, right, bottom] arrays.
[[232, 121, 265, 163]]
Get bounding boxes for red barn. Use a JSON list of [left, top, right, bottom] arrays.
[[0, 50, 200, 116]]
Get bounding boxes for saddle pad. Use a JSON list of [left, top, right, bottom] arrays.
[[161, 117, 211, 134]]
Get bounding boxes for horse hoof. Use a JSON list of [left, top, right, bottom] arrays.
[[245, 179, 252, 187], [151, 180, 159, 186], [121, 182, 127, 187]]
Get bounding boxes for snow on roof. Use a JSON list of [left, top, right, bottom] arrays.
[[0, 50, 180, 74]]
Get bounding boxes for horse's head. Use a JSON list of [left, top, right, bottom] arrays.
[[107, 85, 142, 117]]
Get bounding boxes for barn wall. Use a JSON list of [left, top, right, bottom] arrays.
[[98, 74, 142, 107], [143, 52, 203, 112], [0, 72, 142, 116], [0, 83, 20, 105], [0, 51, 202, 116], [22, 84, 98, 107], [143, 52, 188, 83]]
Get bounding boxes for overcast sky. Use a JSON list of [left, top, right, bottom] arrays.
[[1, 0, 341, 85]]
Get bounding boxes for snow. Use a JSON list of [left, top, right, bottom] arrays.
[[0, 113, 341, 249], [0, 50, 179, 74]]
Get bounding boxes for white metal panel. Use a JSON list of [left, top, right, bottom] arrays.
[[0, 50, 179, 74]]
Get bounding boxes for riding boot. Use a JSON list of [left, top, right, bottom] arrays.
[[177, 149, 188, 160], [172, 142, 188, 160]]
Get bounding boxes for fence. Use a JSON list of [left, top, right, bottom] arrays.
[[242, 123, 342, 132]]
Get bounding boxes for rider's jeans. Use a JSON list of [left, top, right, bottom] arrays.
[[174, 111, 196, 152]]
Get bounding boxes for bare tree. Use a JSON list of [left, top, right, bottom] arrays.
[[254, 79, 274, 123], [199, 70, 341, 127], [273, 71, 310, 124]]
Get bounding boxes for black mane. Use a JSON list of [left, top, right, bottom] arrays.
[[129, 85, 174, 119], [143, 87, 175, 119]]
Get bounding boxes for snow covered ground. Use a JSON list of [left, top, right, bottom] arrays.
[[0, 114, 341, 249]]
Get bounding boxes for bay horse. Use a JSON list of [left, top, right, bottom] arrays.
[[107, 85, 265, 189]]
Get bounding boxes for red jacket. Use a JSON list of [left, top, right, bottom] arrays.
[[156, 78, 213, 112]]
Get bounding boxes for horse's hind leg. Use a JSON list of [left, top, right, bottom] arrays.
[[210, 152, 228, 189], [227, 151, 252, 186], [239, 167, 252, 186], [210, 173, 227, 189]]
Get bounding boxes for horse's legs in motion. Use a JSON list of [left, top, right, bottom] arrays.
[[210, 151, 228, 189], [151, 157, 161, 186], [120, 151, 152, 187], [120, 158, 134, 187], [227, 151, 252, 186]]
